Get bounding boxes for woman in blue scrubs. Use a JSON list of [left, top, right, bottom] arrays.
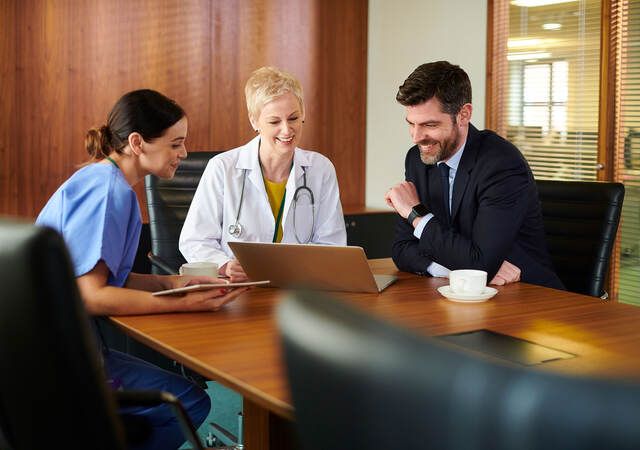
[[36, 89, 248, 449]]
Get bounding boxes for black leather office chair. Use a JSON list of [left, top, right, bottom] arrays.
[[0, 220, 204, 449], [278, 290, 640, 450], [536, 180, 624, 298], [145, 151, 246, 449], [145, 151, 221, 274]]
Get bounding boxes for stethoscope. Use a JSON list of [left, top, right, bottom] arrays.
[[228, 165, 315, 243]]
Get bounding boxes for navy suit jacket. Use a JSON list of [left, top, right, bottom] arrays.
[[391, 124, 564, 290]]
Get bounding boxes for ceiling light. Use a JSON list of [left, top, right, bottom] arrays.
[[542, 23, 562, 30], [508, 38, 544, 48], [512, 0, 577, 6], [507, 52, 551, 61]]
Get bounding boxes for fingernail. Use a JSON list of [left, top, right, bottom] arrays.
[[220, 289, 228, 294]]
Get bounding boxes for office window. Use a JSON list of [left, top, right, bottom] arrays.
[[490, 0, 640, 302], [613, 0, 640, 304], [507, 61, 572, 178], [523, 61, 568, 132], [496, 0, 602, 182], [510, 61, 569, 132], [487, 0, 640, 300]]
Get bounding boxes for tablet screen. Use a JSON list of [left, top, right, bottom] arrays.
[[152, 280, 270, 296]]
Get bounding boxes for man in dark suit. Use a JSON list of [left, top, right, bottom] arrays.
[[385, 61, 564, 289]]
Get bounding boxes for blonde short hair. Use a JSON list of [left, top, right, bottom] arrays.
[[245, 66, 304, 120]]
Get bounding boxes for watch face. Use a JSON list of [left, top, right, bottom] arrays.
[[413, 203, 429, 216]]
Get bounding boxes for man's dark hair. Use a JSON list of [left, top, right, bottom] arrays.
[[396, 61, 472, 116]]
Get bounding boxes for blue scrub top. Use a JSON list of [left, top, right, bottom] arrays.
[[36, 163, 142, 287]]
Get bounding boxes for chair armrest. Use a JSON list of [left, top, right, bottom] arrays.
[[114, 390, 204, 450], [147, 252, 178, 275]]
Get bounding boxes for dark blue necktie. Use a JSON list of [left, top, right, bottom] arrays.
[[439, 163, 450, 223]]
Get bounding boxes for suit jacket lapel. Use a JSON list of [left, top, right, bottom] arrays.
[[451, 124, 480, 222]]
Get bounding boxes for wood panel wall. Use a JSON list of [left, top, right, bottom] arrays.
[[0, 0, 367, 220], [0, 0, 17, 215]]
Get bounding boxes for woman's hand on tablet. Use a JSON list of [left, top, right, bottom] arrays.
[[179, 275, 229, 288], [180, 285, 251, 312]]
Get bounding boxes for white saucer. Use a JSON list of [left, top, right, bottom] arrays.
[[437, 285, 498, 303]]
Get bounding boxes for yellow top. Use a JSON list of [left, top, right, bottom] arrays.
[[264, 177, 287, 243]]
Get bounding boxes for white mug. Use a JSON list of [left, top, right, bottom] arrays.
[[179, 262, 219, 278], [449, 269, 487, 295]]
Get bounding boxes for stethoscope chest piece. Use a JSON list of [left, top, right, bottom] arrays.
[[228, 223, 242, 238]]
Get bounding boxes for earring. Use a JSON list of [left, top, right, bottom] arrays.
[[255, 129, 259, 133]]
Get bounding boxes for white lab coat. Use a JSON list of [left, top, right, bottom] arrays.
[[179, 136, 347, 268]]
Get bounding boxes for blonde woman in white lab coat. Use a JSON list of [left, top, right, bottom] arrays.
[[179, 66, 347, 281]]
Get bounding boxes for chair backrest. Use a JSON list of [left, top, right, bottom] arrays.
[[278, 289, 640, 450], [145, 151, 221, 274], [0, 220, 126, 449], [536, 180, 624, 297]]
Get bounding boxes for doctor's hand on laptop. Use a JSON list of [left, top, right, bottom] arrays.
[[220, 257, 249, 282]]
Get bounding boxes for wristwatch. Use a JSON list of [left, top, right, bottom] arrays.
[[407, 203, 429, 226]]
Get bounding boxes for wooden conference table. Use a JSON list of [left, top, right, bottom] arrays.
[[110, 258, 640, 449]]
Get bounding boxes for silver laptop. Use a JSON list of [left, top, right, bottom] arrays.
[[228, 242, 397, 293]]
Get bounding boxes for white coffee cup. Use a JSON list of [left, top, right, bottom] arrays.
[[179, 262, 219, 277], [449, 269, 487, 295]]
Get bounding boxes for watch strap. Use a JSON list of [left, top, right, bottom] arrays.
[[407, 203, 429, 225], [407, 209, 418, 225]]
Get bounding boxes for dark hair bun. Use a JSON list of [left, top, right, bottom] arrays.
[[85, 125, 112, 159]]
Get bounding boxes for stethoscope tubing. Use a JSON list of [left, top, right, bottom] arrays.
[[228, 168, 248, 238], [228, 166, 315, 243], [292, 168, 315, 243]]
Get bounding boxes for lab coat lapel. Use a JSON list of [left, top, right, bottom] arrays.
[[236, 137, 273, 226], [237, 137, 269, 198]]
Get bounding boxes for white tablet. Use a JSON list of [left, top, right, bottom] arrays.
[[152, 280, 270, 296]]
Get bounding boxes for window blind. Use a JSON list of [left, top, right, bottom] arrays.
[[500, 0, 602, 182], [613, 0, 640, 305], [489, 0, 640, 302]]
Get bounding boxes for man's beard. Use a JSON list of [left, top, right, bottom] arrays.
[[419, 126, 460, 165]]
